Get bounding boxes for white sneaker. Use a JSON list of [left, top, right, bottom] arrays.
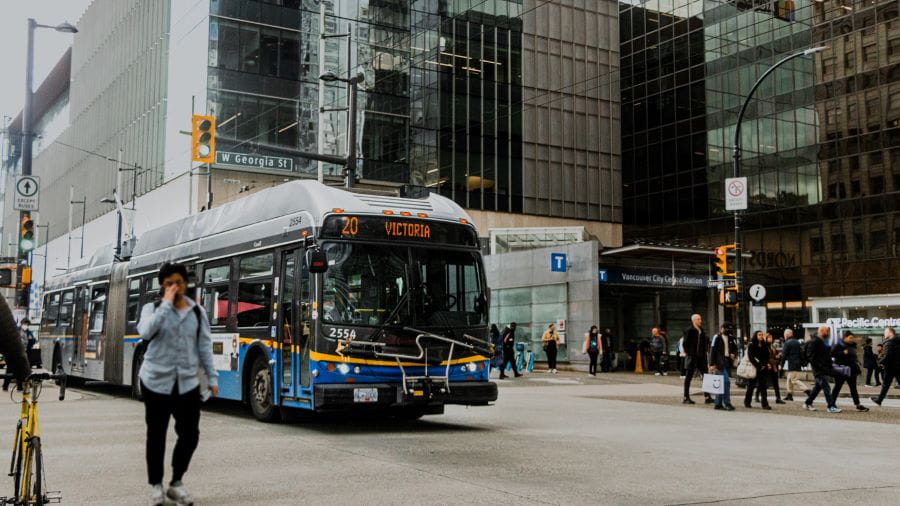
[[148, 484, 164, 506], [803, 403, 816, 411], [663, 372, 668, 376], [166, 483, 194, 506], [654, 372, 661, 376], [680, 375, 685, 379], [827, 406, 842, 414], [546, 369, 552, 373], [553, 369, 558, 374]]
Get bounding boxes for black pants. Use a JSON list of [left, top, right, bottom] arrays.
[[546, 341, 558, 370], [500, 349, 519, 377], [653, 351, 664, 374], [866, 367, 882, 385], [768, 369, 781, 401], [875, 371, 897, 403], [832, 373, 860, 405], [683, 359, 711, 399], [745, 370, 769, 407], [143, 381, 201, 486], [601, 352, 612, 372], [588, 350, 599, 375]]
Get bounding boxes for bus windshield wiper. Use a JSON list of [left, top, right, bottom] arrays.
[[368, 281, 425, 344]]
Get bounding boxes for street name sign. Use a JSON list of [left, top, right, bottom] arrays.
[[725, 177, 747, 211], [14, 175, 40, 211], [216, 151, 294, 171]]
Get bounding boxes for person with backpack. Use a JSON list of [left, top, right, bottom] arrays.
[[499, 322, 522, 379], [832, 331, 868, 412], [137, 263, 219, 506], [871, 327, 899, 407], [803, 325, 841, 413], [650, 327, 668, 376], [583, 325, 601, 376], [779, 329, 809, 401]]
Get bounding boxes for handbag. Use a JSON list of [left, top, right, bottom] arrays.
[[702, 374, 725, 395], [831, 363, 851, 378], [736, 353, 757, 380]]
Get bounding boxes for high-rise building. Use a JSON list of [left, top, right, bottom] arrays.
[[620, 0, 899, 333], [2, 0, 624, 292]]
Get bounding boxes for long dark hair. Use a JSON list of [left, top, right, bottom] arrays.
[[589, 325, 598, 335], [490, 324, 499, 334]]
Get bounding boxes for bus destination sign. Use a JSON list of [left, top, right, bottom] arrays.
[[321, 215, 477, 246]]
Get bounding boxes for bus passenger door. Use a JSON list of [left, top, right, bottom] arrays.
[[71, 288, 88, 369], [277, 249, 299, 398]]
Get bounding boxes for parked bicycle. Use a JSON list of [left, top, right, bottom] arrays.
[[2, 372, 66, 505]]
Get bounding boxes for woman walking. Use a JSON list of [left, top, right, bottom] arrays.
[[542, 323, 561, 373], [489, 324, 503, 374], [584, 326, 601, 376], [744, 331, 771, 410], [832, 331, 869, 411], [766, 333, 786, 404]]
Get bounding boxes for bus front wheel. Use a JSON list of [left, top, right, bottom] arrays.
[[248, 355, 278, 422]]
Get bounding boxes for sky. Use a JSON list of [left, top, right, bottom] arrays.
[[0, 0, 92, 127]]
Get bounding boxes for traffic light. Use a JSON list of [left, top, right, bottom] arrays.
[[714, 244, 736, 278], [191, 114, 216, 163], [719, 286, 739, 306], [19, 213, 35, 259]]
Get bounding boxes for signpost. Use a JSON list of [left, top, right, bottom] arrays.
[[14, 175, 40, 211], [725, 177, 747, 211]]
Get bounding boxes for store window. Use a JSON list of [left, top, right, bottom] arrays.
[[489, 284, 568, 362]]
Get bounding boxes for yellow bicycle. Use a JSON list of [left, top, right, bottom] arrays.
[[3, 372, 66, 505]]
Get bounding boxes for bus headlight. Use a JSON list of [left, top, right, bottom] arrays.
[[353, 366, 361, 374], [337, 363, 350, 375], [466, 363, 477, 372]]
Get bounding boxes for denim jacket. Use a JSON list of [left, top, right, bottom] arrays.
[[137, 298, 218, 395]]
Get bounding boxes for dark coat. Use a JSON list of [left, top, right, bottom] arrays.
[[832, 340, 861, 375], [881, 337, 900, 373], [490, 328, 503, 367], [747, 339, 770, 370], [0, 297, 29, 382], [708, 333, 739, 372], [807, 337, 832, 376], [682, 325, 709, 369], [501, 327, 516, 351], [863, 344, 877, 369], [781, 338, 804, 371]]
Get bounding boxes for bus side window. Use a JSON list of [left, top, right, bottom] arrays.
[[201, 262, 232, 326], [237, 253, 273, 328], [89, 286, 107, 334], [46, 293, 60, 324], [58, 290, 75, 327], [126, 278, 142, 322]]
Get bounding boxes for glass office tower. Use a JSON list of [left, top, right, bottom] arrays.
[[620, 0, 899, 327]]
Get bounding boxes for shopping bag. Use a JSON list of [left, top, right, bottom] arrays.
[[702, 373, 725, 395]]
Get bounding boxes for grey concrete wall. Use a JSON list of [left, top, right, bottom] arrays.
[[484, 240, 599, 363]]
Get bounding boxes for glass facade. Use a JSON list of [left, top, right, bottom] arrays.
[[489, 283, 569, 362], [205, 0, 526, 209], [620, 0, 900, 328]]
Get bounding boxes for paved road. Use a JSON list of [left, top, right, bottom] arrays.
[[1, 375, 898, 505]]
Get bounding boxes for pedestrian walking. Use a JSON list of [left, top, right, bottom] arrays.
[[650, 327, 668, 376], [498, 322, 522, 379], [583, 326, 601, 376], [863, 338, 880, 386], [137, 263, 219, 506], [870, 327, 898, 407], [542, 323, 561, 373], [779, 329, 809, 401], [601, 328, 614, 372], [744, 331, 771, 410], [489, 324, 503, 374], [832, 331, 869, 412], [804, 325, 841, 413], [682, 314, 712, 404], [677, 335, 687, 379], [766, 333, 786, 404], [708, 322, 738, 411]]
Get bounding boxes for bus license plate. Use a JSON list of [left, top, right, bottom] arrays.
[[353, 388, 378, 403]]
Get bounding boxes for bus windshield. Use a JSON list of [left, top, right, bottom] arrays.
[[321, 243, 487, 329]]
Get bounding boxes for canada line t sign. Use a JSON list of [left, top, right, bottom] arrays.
[[725, 177, 747, 211], [14, 175, 40, 211]]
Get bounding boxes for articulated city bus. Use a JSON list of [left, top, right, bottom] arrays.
[[39, 181, 497, 421]]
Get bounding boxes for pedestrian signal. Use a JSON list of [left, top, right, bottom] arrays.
[[719, 287, 739, 305], [714, 244, 735, 278], [191, 115, 216, 163], [19, 213, 35, 257]]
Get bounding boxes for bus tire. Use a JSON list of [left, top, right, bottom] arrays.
[[248, 355, 278, 422], [132, 348, 145, 401]]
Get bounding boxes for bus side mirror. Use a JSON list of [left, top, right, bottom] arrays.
[[307, 249, 328, 274]]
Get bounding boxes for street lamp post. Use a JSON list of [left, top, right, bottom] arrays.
[[18, 18, 77, 309], [732, 46, 826, 340]]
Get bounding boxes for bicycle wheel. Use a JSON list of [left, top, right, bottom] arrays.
[[32, 437, 43, 506], [19, 437, 42, 506], [11, 423, 23, 504]]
